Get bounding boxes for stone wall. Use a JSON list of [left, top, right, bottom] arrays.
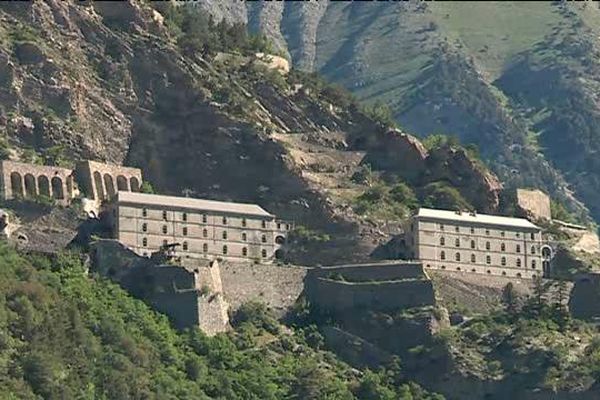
[[516, 188, 551, 220], [569, 272, 600, 320], [308, 261, 426, 281], [306, 278, 435, 313], [219, 261, 308, 314]]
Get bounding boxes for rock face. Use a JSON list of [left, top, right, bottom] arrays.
[[516, 188, 551, 220], [425, 147, 503, 213], [361, 129, 428, 184]]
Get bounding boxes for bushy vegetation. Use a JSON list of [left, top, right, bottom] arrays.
[[421, 181, 473, 211], [0, 244, 443, 399], [159, 4, 276, 58], [353, 181, 419, 220], [438, 278, 600, 392]]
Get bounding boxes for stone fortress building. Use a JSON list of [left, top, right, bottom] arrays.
[[105, 191, 290, 263], [404, 208, 548, 279]]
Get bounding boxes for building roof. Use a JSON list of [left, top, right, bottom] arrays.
[[114, 191, 274, 218], [415, 208, 540, 230]]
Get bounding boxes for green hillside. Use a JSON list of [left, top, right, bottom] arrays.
[[0, 244, 442, 399]]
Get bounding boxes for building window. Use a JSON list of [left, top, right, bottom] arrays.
[[222, 231, 228, 240], [262, 249, 267, 258], [242, 232, 247, 241], [142, 223, 147, 232], [277, 223, 281, 230], [485, 229, 490, 235], [455, 238, 460, 247], [203, 243, 208, 253], [517, 258, 522, 268], [222, 216, 227, 225], [501, 257, 506, 266], [531, 246, 536, 255], [470, 227, 475, 234], [440, 224, 444, 231], [182, 212, 187, 222], [455, 226, 460, 233], [530, 232, 535, 240], [183, 227, 188, 236], [162, 210, 167, 220], [142, 237, 147, 247], [286, 224, 290, 230], [183, 241, 188, 251], [532, 260, 536, 269], [262, 220, 267, 229], [242, 218, 247, 227], [516, 232, 520, 238], [440, 237, 445, 246], [485, 241, 490, 250], [486, 255, 491, 264], [455, 252, 460, 262], [516, 244, 521, 253], [202, 214, 207, 223], [470, 240, 475, 249], [261, 235, 267, 243], [203, 229, 208, 238], [440, 251, 446, 260], [222, 245, 228, 255], [142, 208, 147, 217], [242, 247, 247, 256], [501, 243, 506, 252], [471, 254, 476, 263], [162, 225, 167, 234], [500, 231, 505, 237], [162, 239, 168, 247]]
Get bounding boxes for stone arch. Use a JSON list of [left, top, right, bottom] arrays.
[[10, 172, 23, 198], [51, 176, 64, 199], [130, 177, 140, 192], [103, 174, 115, 198], [275, 235, 285, 245], [38, 175, 51, 197], [116, 175, 128, 191], [93, 171, 104, 200], [24, 174, 36, 198]]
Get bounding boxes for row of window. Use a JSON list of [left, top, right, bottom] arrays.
[[439, 250, 537, 268], [439, 237, 536, 254], [141, 223, 269, 242], [141, 237, 269, 257], [140, 208, 290, 229], [438, 223, 536, 240], [428, 264, 533, 279]]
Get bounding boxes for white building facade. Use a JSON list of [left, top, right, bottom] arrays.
[[107, 192, 290, 263], [404, 208, 545, 279]]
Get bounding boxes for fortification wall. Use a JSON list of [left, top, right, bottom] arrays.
[[219, 261, 308, 314], [149, 291, 200, 331], [307, 278, 435, 313], [569, 273, 600, 320], [309, 261, 425, 281]]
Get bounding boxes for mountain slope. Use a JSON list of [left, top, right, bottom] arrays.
[[207, 1, 600, 224]]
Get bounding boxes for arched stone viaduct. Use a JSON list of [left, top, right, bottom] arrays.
[[0, 160, 143, 204]]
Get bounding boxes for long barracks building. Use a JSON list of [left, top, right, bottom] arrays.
[[106, 191, 290, 263], [404, 208, 549, 279]]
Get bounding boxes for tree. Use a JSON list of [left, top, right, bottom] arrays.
[[553, 279, 571, 331], [502, 282, 518, 316]]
